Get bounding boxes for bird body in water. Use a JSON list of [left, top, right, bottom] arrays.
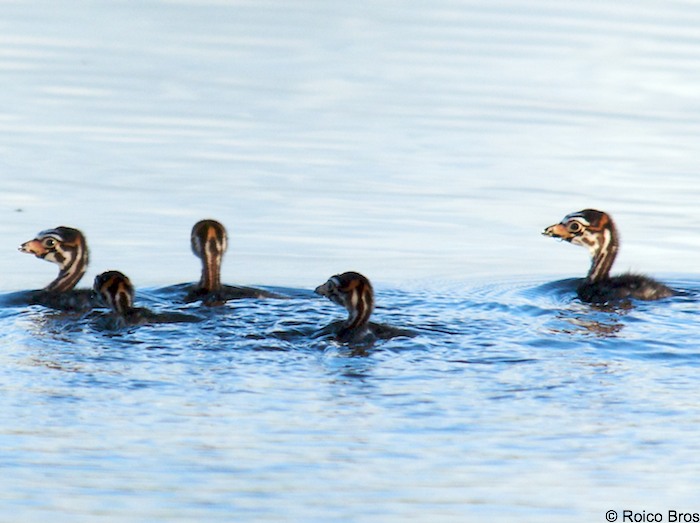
[[315, 271, 414, 343], [543, 209, 676, 303], [94, 270, 201, 328], [184, 219, 282, 305], [18, 226, 95, 311]]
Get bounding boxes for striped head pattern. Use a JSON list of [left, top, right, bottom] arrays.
[[315, 271, 374, 330], [19, 226, 89, 292], [191, 219, 228, 292], [93, 270, 135, 317], [543, 209, 618, 282]]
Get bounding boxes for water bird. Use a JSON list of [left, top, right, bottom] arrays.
[[184, 219, 282, 304], [542, 209, 675, 303], [94, 270, 201, 328], [18, 226, 95, 311], [315, 271, 414, 343]]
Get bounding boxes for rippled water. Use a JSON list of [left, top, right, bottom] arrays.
[[3, 1, 700, 521]]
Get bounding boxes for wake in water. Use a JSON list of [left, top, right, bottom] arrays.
[[1, 275, 699, 355]]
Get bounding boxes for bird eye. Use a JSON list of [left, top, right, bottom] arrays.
[[567, 221, 582, 233], [43, 238, 57, 248]]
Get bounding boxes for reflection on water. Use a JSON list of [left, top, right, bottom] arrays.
[[3, 0, 700, 521], [552, 309, 626, 338]]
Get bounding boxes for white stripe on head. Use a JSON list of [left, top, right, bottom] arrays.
[[564, 213, 590, 226]]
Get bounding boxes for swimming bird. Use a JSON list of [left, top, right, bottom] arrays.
[[184, 219, 282, 304], [542, 209, 675, 303], [94, 270, 200, 328], [18, 226, 94, 310], [315, 271, 414, 342]]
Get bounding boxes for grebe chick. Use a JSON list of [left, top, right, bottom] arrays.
[[18, 226, 94, 311], [184, 219, 282, 304], [314, 271, 414, 343], [94, 271, 201, 328], [543, 209, 676, 303]]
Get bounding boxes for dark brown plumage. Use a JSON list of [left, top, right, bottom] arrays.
[[184, 219, 282, 304], [315, 271, 414, 342], [19, 226, 94, 311], [543, 209, 675, 303], [94, 270, 200, 328]]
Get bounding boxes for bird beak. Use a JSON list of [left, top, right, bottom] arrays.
[[542, 223, 570, 240], [314, 281, 331, 297], [19, 239, 45, 257]]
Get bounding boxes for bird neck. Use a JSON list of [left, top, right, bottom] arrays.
[[111, 291, 134, 318], [586, 227, 618, 284], [199, 254, 222, 292], [46, 248, 88, 293], [344, 288, 374, 331]]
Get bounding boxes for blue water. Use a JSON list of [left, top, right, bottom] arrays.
[[3, 0, 700, 521], [3, 277, 700, 522]]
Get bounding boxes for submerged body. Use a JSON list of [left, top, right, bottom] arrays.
[[314, 271, 414, 343], [543, 209, 675, 303], [184, 284, 277, 305], [184, 219, 282, 305], [18, 226, 95, 311]]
